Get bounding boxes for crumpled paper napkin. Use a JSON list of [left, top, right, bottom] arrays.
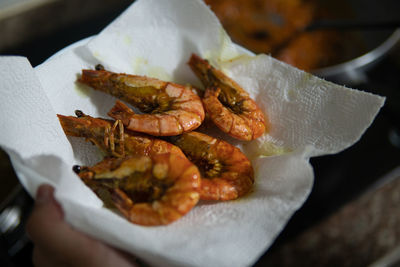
[[0, 0, 385, 266]]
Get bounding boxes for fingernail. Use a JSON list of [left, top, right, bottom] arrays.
[[36, 184, 54, 204]]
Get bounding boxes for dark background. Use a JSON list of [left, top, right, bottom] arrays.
[[0, 0, 399, 266]]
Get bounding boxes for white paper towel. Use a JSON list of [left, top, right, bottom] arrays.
[[0, 0, 385, 266]]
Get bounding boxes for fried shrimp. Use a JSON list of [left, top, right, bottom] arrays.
[[78, 69, 205, 136], [171, 131, 254, 201], [57, 111, 185, 158], [76, 153, 201, 226], [58, 112, 200, 225], [188, 53, 266, 141]]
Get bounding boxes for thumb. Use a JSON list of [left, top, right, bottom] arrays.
[[26, 185, 139, 267], [26, 184, 64, 243], [26, 184, 100, 265]]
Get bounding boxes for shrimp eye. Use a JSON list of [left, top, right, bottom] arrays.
[[75, 110, 84, 117], [95, 64, 104, 71], [72, 165, 81, 174]]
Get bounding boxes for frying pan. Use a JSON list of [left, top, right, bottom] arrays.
[[311, 0, 400, 84]]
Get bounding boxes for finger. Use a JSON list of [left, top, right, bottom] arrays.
[[32, 246, 57, 267], [26, 184, 64, 245], [26, 184, 100, 263], [26, 185, 139, 267]]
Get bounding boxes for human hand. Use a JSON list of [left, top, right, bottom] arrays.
[[26, 184, 139, 267]]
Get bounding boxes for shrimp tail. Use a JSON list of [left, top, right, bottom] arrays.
[[110, 189, 164, 225], [187, 54, 212, 86], [111, 188, 134, 213]]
